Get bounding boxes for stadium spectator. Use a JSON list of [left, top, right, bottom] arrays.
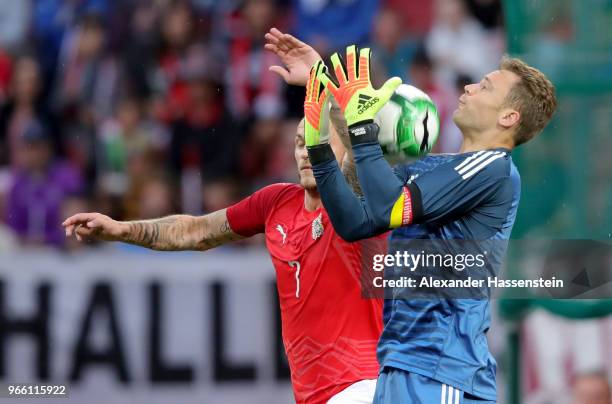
[[371, 7, 418, 84], [97, 97, 168, 197], [465, 0, 503, 30], [223, 0, 285, 120], [31, 0, 111, 99], [52, 13, 120, 189], [0, 55, 59, 168], [0, 0, 514, 241], [240, 117, 289, 187], [136, 176, 177, 219], [167, 45, 239, 180], [150, 0, 201, 123], [53, 13, 118, 121], [383, 0, 434, 36], [425, 0, 500, 87], [0, 48, 11, 103], [293, 0, 379, 55], [5, 120, 83, 247], [0, 0, 30, 51]]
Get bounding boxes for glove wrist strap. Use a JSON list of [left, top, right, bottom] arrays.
[[349, 122, 379, 146], [307, 143, 335, 165]]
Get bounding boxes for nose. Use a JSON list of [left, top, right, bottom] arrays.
[[299, 148, 309, 161], [464, 83, 477, 95]]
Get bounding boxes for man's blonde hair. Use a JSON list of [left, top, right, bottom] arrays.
[[500, 56, 557, 146]]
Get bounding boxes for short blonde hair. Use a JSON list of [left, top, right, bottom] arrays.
[[500, 56, 557, 146]]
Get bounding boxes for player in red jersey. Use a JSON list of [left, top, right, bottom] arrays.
[[62, 30, 386, 404]]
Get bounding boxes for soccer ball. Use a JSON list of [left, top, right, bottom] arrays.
[[375, 84, 440, 157]]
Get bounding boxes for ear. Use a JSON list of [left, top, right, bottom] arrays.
[[498, 108, 520, 130]]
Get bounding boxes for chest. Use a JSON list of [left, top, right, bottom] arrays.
[[265, 205, 329, 261]]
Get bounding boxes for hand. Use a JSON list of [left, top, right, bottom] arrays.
[[264, 27, 322, 86], [304, 60, 330, 147], [317, 45, 401, 128], [62, 212, 126, 242]]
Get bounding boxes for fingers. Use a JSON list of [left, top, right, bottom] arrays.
[[264, 28, 283, 47], [314, 62, 328, 103], [273, 35, 291, 53], [269, 27, 284, 39], [379, 76, 403, 103], [62, 212, 97, 227], [75, 225, 95, 242], [65, 224, 75, 237], [264, 42, 287, 59], [316, 67, 338, 96], [345, 45, 358, 81], [279, 33, 306, 50], [265, 29, 290, 53], [264, 33, 279, 46], [358, 47, 371, 81], [330, 52, 347, 86], [306, 60, 324, 102], [63, 212, 103, 240], [269, 65, 290, 82], [264, 42, 278, 53], [306, 63, 315, 100]]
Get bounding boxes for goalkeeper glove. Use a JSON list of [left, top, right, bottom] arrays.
[[304, 59, 330, 147], [317, 45, 401, 143], [304, 60, 338, 165]]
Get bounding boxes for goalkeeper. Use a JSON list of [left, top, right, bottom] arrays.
[[303, 44, 557, 403]]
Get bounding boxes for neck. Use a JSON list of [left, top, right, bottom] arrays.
[[304, 188, 322, 212], [459, 129, 514, 153]]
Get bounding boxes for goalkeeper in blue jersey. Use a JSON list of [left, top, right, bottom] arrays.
[[299, 45, 557, 403]]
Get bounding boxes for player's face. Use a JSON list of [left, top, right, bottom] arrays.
[[294, 120, 345, 192], [453, 69, 520, 136]]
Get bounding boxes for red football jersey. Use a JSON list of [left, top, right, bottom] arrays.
[[227, 183, 385, 404]]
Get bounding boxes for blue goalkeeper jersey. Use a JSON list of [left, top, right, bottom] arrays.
[[378, 150, 520, 401], [310, 143, 520, 401]]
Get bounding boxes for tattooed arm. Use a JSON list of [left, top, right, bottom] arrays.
[[62, 209, 244, 251], [329, 99, 363, 197]]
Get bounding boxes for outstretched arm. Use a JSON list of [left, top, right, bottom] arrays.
[[265, 29, 363, 196], [63, 209, 244, 251]]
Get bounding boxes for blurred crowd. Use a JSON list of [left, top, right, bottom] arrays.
[[0, 0, 505, 249]]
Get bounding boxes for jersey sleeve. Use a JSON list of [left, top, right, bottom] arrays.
[[226, 183, 290, 237], [312, 157, 388, 242], [410, 150, 511, 224], [393, 162, 416, 184]]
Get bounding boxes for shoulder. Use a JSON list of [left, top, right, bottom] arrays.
[[394, 154, 450, 179], [243, 183, 303, 213], [451, 149, 511, 181], [253, 183, 302, 200]]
